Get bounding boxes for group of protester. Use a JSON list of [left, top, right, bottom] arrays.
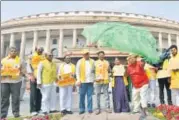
[[1, 45, 179, 120]]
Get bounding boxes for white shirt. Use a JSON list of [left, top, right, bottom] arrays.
[[76, 59, 95, 83], [58, 63, 73, 75], [112, 65, 125, 76]]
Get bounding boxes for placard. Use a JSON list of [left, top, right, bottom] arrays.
[[57, 73, 75, 87]]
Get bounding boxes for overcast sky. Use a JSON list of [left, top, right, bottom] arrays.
[[1, 1, 179, 22]]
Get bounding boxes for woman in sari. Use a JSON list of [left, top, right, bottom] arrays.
[[112, 57, 130, 113]]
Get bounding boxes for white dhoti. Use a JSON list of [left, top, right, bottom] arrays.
[[40, 85, 53, 113], [59, 85, 73, 111], [50, 83, 57, 111]]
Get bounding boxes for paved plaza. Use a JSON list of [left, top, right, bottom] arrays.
[[7, 83, 170, 120]]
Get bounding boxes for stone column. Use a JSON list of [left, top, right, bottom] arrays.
[[9, 33, 15, 47], [158, 32, 163, 49], [72, 29, 77, 48], [168, 33, 172, 47], [32, 30, 38, 52], [45, 29, 51, 53], [177, 34, 179, 49], [1, 35, 4, 57], [20, 32, 26, 60], [59, 29, 63, 57]]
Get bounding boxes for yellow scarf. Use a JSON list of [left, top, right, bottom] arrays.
[[31, 52, 45, 77], [1, 56, 21, 79], [111, 76, 128, 87], [80, 58, 94, 82], [95, 59, 109, 84], [60, 63, 75, 75]]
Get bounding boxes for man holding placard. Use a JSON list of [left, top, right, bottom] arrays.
[[169, 45, 179, 106], [1, 47, 26, 118], [57, 55, 75, 115]]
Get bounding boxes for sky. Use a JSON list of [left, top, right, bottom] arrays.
[[1, 1, 179, 22]]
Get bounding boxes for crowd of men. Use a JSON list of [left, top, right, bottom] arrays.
[[1, 45, 179, 120]]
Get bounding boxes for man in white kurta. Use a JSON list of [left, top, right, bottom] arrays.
[[58, 55, 75, 115]]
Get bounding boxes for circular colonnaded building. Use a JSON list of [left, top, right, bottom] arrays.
[[1, 11, 179, 63]]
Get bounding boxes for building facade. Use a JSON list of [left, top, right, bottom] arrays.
[[1, 11, 179, 61]]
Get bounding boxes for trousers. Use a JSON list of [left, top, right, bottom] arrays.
[[79, 83, 94, 113], [1, 82, 22, 118], [95, 84, 110, 110], [132, 84, 149, 112]]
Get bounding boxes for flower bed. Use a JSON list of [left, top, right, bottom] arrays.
[[149, 104, 179, 120], [4, 113, 62, 120]]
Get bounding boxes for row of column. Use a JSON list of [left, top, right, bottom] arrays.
[[1, 29, 80, 59], [158, 33, 179, 50], [1, 31, 179, 59]]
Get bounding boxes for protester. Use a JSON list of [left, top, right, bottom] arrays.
[[58, 55, 75, 115], [156, 50, 172, 105], [112, 57, 130, 113], [37, 52, 57, 115], [26, 47, 44, 116], [94, 51, 112, 115], [144, 63, 157, 108], [126, 54, 149, 120], [168, 45, 179, 106], [1, 47, 26, 118], [76, 49, 95, 114]]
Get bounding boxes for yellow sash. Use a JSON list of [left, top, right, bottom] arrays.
[[95, 60, 109, 84], [1, 56, 21, 80], [31, 52, 44, 77], [80, 58, 94, 82], [111, 76, 128, 87]]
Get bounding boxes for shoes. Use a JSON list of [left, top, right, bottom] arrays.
[[50, 110, 58, 113], [31, 112, 38, 116], [14, 114, 20, 118], [95, 109, 101, 115], [61, 110, 67, 115], [151, 104, 156, 108], [66, 111, 73, 114], [168, 101, 173, 105], [88, 111, 93, 114], [79, 111, 85, 115]]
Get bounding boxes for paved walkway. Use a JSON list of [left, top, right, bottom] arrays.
[[7, 83, 169, 120], [61, 112, 158, 120]]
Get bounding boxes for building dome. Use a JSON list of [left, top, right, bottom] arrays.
[[1, 11, 179, 60]]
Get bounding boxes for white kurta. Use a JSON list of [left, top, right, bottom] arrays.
[[37, 62, 57, 113], [58, 63, 74, 111]]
